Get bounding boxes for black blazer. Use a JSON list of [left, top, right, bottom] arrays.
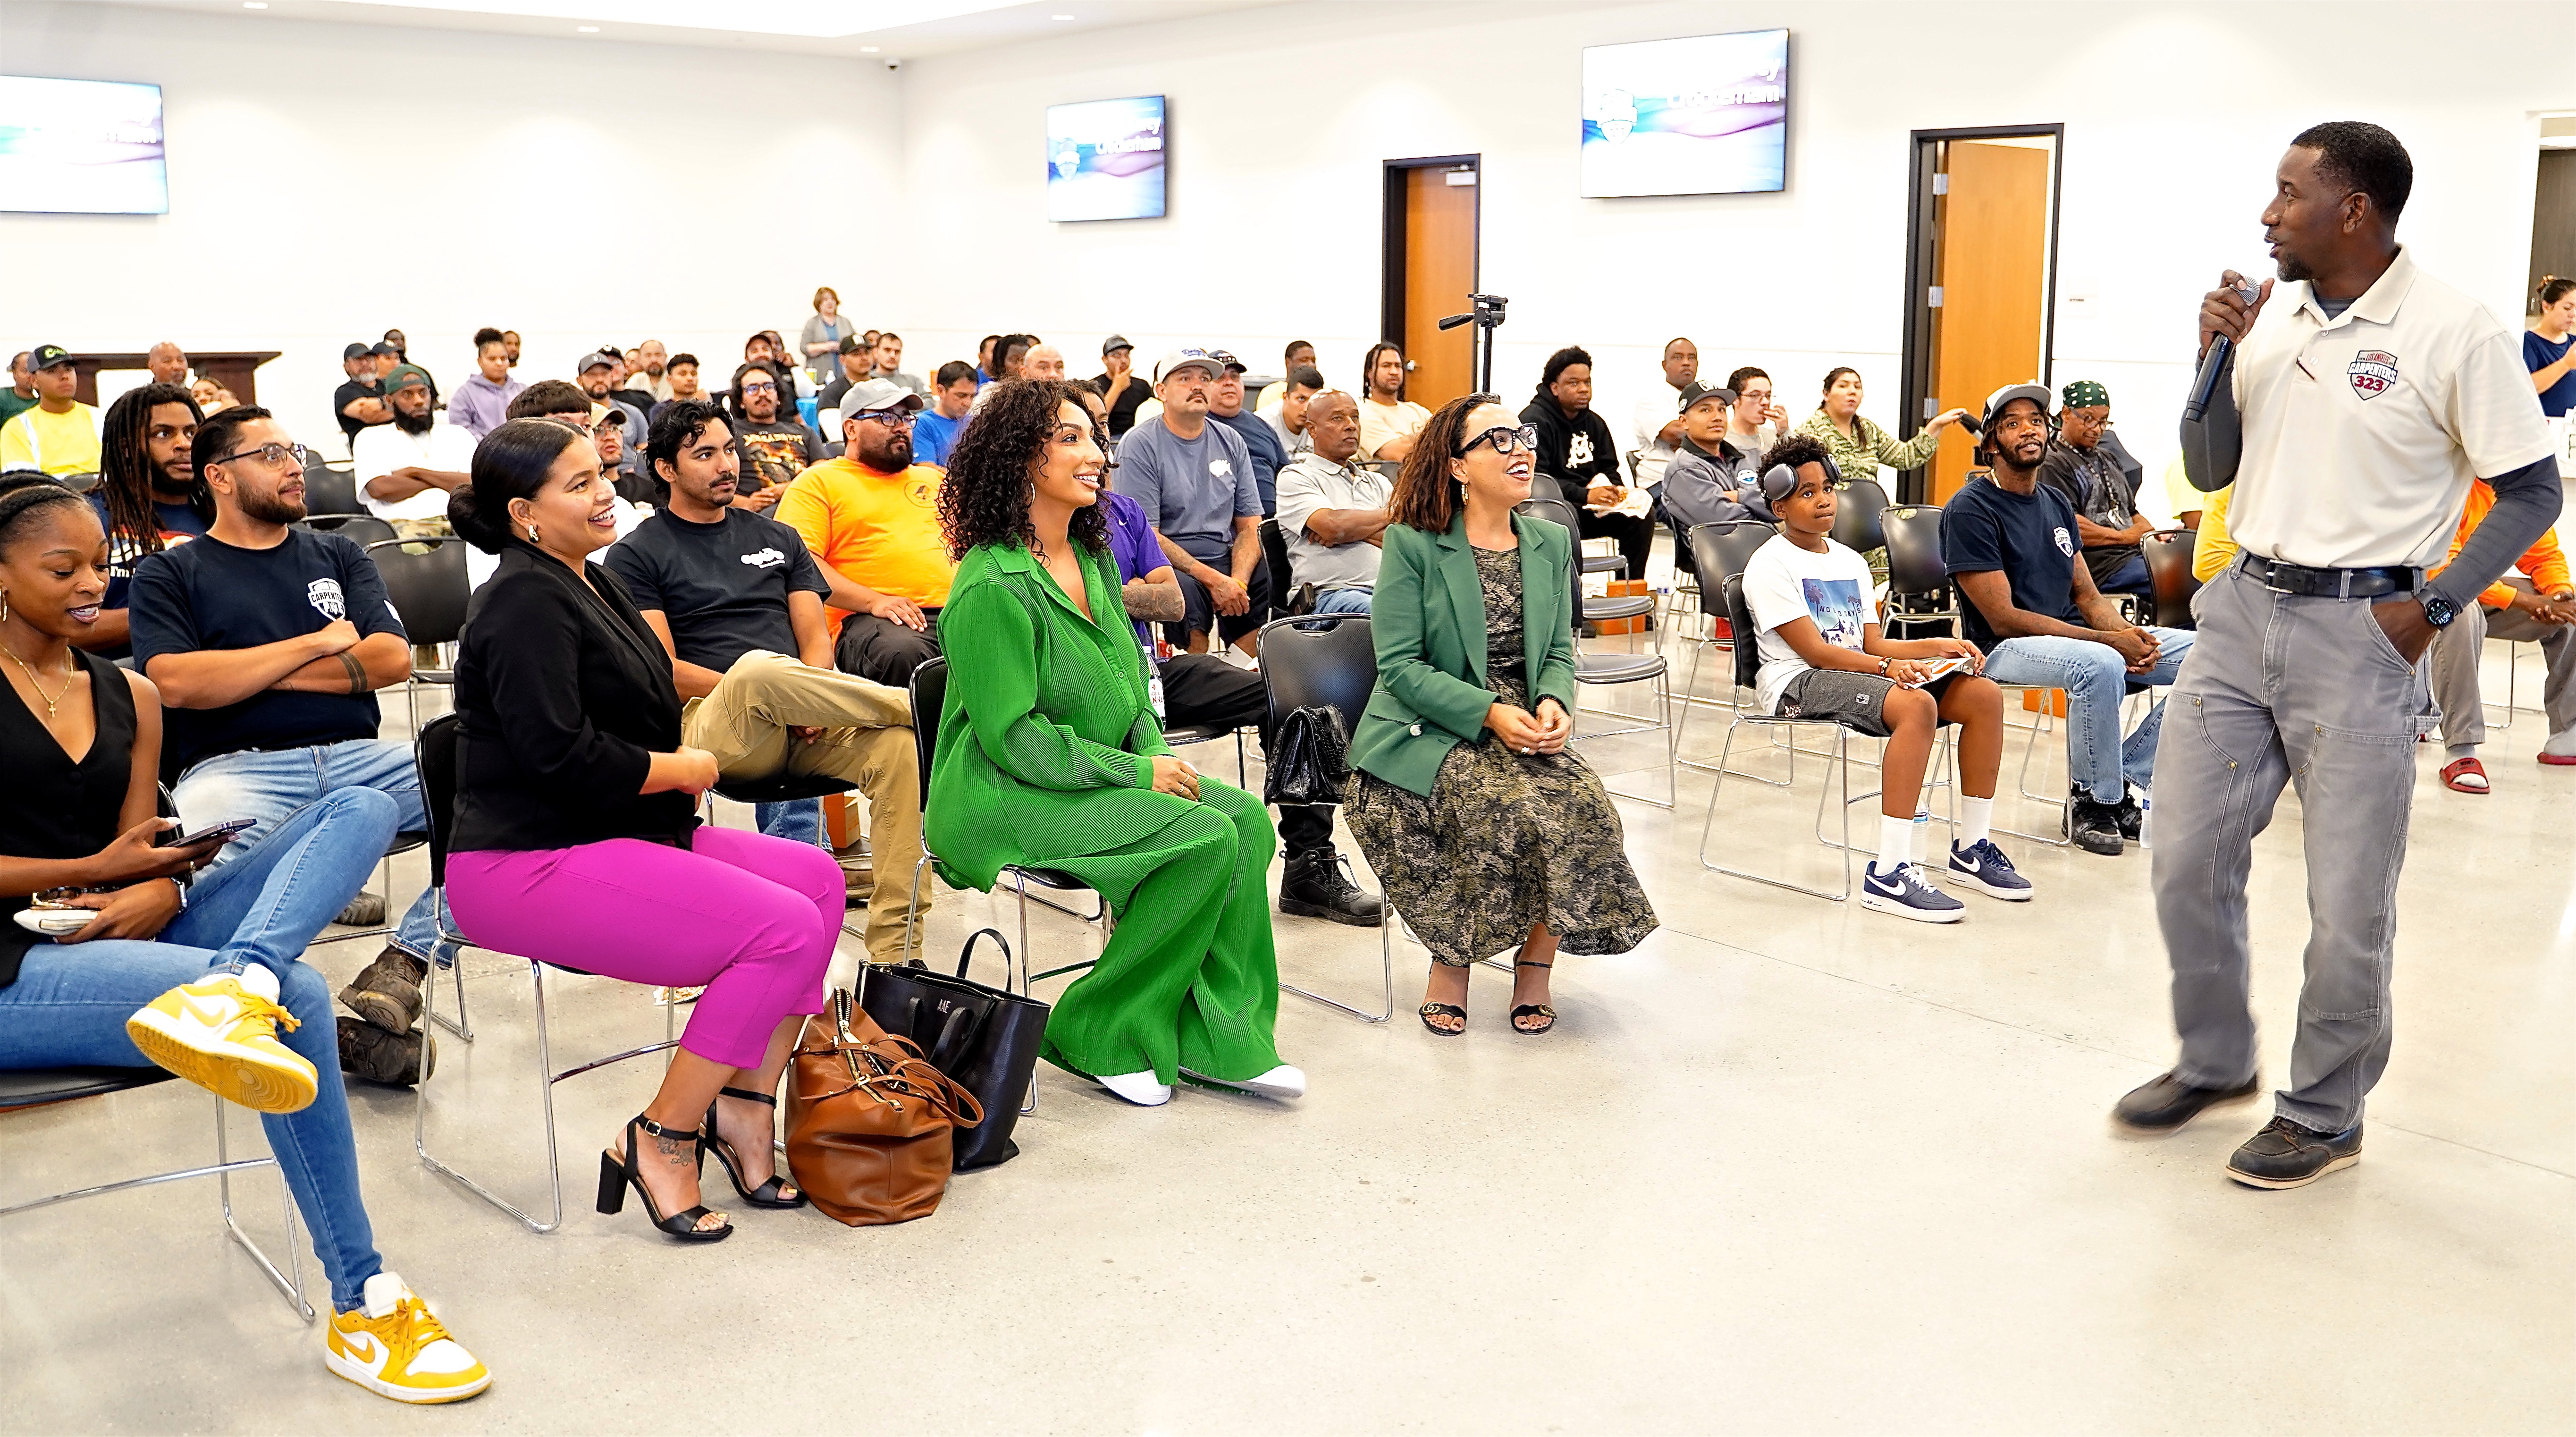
[[450, 544, 698, 854]]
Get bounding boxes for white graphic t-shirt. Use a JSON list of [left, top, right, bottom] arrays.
[[1742, 533, 1877, 713]]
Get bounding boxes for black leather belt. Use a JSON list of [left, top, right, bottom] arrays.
[[2239, 553, 2417, 599]]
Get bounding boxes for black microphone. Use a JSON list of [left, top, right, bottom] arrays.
[[2182, 279, 2259, 422]]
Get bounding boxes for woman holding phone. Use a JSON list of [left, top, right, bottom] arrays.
[[1343, 395, 1658, 1037], [0, 474, 490, 1403]]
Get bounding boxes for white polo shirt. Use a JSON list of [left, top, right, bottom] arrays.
[[2227, 246, 2555, 571], [352, 421, 479, 524], [1633, 386, 1685, 487]]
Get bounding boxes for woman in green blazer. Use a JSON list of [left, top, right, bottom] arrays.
[[925, 380, 1298, 1109], [1345, 395, 1658, 1037]]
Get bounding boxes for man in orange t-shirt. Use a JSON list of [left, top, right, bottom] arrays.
[[772, 378, 956, 689], [2426, 479, 2576, 790]]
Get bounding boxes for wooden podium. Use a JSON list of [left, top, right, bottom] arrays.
[[71, 351, 280, 406]]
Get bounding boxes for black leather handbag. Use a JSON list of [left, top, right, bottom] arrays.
[[1262, 703, 1351, 807], [858, 929, 1047, 1170]]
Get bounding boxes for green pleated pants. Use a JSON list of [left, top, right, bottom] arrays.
[[1038, 779, 1283, 1086]]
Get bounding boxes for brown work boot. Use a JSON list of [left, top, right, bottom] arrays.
[[339, 947, 426, 1036], [835, 846, 874, 907], [337, 1016, 434, 1087]]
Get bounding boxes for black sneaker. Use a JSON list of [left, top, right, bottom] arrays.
[[2069, 795, 2124, 855], [2113, 791, 2144, 840], [333, 891, 387, 928], [1277, 847, 1384, 927], [2112, 1068, 2261, 1131], [339, 947, 426, 1036], [337, 1016, 434, 1087], [2226, 1116, 2363, 1189]]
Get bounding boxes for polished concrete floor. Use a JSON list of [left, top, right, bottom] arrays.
[[3, 630, 2570, 1434]]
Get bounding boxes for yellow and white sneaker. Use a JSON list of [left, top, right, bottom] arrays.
[[124, 966, 318, 1114], [325, 1272, 491, 1404]]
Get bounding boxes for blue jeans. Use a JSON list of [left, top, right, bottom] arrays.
[[756, 798, 823, 846], [177, 738, 450, 964], [1311, 586, 1373, 615], [1981, 627, 2194, 803], [0, 786, 398, 1312]]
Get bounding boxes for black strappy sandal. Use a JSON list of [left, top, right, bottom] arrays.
[[1417, 1002, 1467, 1036], [596, 1114, 732, 1242], [701, 1086, 806, 1209], [1510, 960, 1556, 1036]]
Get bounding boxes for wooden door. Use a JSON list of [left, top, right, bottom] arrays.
[[2533, 149, 2575, 299], [1401, 164, 1478, 409], [1928, 139, 2051, 501]]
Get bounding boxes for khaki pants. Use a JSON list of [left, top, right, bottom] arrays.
[[2425, 575, 2576, 748], [681, 651, 925, 962]]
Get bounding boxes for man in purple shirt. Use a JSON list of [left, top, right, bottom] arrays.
[[1077, 383, 1378, 926], [446, 327, 526, 440]]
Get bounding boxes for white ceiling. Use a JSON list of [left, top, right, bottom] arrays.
[[108, 0, 1294, 59]]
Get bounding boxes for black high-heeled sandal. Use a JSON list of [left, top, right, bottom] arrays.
[[701, 1086, 806, 1209], [596, 1114, 733, 1242], [1509, 960, 1556, 1036], [1417, 1002, 1467, 1036]]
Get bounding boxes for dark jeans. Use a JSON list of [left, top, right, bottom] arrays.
[[1580, 508, 1655, 593], [1167, 535, 1270, 648], [1157, 652, 1331, 858], [835, 609, 943, 690]]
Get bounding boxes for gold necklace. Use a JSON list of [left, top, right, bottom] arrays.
[[0, 640, 74, 719]]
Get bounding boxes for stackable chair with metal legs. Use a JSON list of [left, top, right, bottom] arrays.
[[408, 715, 680, 1234], [1674, 520, 1785, 779], [1513, 497, 1678, 808], [0, 1068, 312, 1319], [1255, 613, 1395, 1023]]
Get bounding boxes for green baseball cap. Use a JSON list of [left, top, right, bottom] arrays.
[[381, 363, 431, 394]]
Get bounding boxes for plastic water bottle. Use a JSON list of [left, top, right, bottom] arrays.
[[1911, 799, 1932, 868], [2138, 787, 2153, 850], [1143, 642, 1167, 721]]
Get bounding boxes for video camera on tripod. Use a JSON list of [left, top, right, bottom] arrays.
[[1436, 293, 1508, 394]]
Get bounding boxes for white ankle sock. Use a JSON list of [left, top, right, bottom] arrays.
[[1960, 797, 1994, 849], [218, 963, 280, 1001], [1876, 814, 1912, 872], [2444, 742, 2477, 762]]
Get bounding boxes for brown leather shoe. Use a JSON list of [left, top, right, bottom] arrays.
[[339, 947, 426, 1036], [337, 1016, 434, 1087]]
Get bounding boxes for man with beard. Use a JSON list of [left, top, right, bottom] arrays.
[[1208, 351, 1288, 516], [577, 347, 648, 475], [869, 332, 926, 398], [2036, 380, 2155, 606], [1119, 347, 1268, 658], [602, 398, 927, 958], [775, 379, 953, 689], [82, 381, 210, 657], [127, 406, 446, 1087], [353, 364, 475, 538], [332, 341, 392, 447], [1943, 384, 2192, 857], [724, 361, 818, 509], [627, 338, 674, 403]]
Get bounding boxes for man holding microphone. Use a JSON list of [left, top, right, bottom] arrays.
[[2114, 122, 2562, 1188]]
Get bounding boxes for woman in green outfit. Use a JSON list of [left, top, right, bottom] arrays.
[[1793, 366, 1971, 487], [1343, 395, 1658, 1037], [925, 379, 1300, 1109]]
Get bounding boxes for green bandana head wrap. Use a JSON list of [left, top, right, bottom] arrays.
[[2060, 379, 2109, 411]]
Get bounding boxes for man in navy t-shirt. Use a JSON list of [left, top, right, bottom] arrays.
[[1942, 384, 2193, 856], [1076, 384, 1378, 926], [127, 406, 442, 1084], [84, 381, 211, 659]]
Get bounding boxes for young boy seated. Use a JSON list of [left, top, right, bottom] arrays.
[[1739, 436, 2033, 921]]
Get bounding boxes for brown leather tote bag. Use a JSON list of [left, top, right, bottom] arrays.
[[784, 990, 986, 1226]]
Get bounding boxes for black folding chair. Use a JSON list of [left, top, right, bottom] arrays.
[[1257, 517, 1298, 613], [1513, 499, 1675, 807], [301, 457, 362, 519], [1674, 520, 1783, 776], [298, 514, 396, 548], [1831, 477, 1891, 553], [2142, 529, 2200, 631], [1255, 614, 1393, 1023], [1880, 505, 1952, 640]]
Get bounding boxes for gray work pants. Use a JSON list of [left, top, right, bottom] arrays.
[[2150, 561, 2437, 1133], [2425, 575, 2576, 747]]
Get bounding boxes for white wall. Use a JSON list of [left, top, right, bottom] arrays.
[[892, 0, 2570, 511], [0, 0, 901, 453]]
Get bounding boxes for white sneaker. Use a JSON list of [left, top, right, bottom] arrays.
[[1093, 1070, 1172, 1106], [324, 1272, 490, 1404], [1181, 1064, 1307, 1099]]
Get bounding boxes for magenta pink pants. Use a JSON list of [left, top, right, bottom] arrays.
[[446, 828, 843, 1070]]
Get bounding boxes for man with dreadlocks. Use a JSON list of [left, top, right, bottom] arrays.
[[82, 382, 210, 659]]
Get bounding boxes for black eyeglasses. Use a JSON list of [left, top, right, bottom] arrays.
[[854, 408, 915, 429], [207, 441, 310, 469], [1455, 424, 1539, 458]]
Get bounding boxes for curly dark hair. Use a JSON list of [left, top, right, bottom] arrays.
[[1757, 432, 1833, 478], [936, 378, 1106, 562], [1387, 392, 1510, 535]]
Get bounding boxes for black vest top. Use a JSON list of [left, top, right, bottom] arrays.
[[0, 650, 137, 988]]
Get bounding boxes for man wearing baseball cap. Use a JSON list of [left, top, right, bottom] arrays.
[[576, 347, 647, 475], [817, 333, 875, 414], [2035, 379, 2155, 607], [1091, 335, 1149, 438], [1658, 379, 1768, 532], [1942, 382, 2193, 855], [333, 340, 392, 447], [0, 344, 100, 477], [1121, 347, 1270, 657], [352, 364, 476, 536], [775, 378, 954, 691]]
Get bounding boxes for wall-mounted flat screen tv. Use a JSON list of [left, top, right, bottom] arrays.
[[0, 76, 169, 215], [1580, 30, 1788, 198], [1046, 94, 1166, 222]]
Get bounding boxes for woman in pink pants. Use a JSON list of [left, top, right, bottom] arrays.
[[441, 418, 841, 1244]]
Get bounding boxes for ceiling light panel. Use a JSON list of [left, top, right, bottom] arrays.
[[352, 0, 1027, 39]]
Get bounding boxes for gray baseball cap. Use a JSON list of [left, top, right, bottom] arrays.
[[840, 378, 925, 415]]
